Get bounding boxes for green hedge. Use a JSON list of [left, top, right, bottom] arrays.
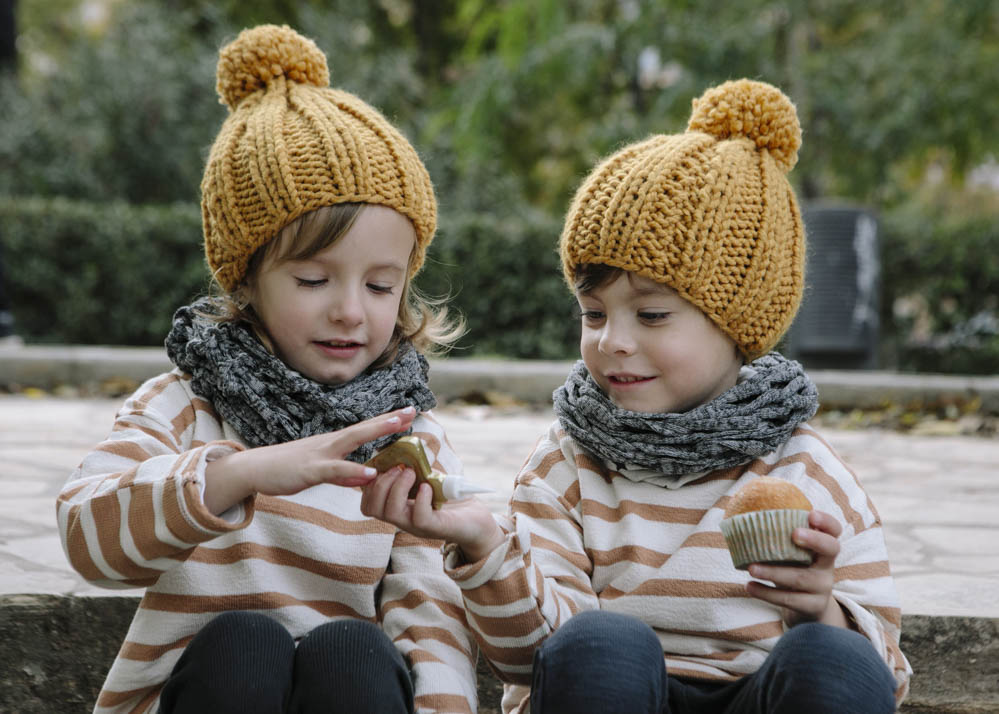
[[1, 197, 579, 357], [1, 197, 209, 345], [424, 210, 579, 359], [880, 191, 999, 375], [4, 195, 997, 373]]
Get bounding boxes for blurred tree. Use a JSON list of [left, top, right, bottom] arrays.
[[430, 0, 999, 209], [0, 2, 225, 202], [0, 0, 995, 362], [0, 0, 14, 72], [161, 0, 304, 30]]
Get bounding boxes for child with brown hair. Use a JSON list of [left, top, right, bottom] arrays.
[[363, 79, 911, 713], [58, 25, 476, 714]]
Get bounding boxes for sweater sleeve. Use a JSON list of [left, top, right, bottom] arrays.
[[830, 507, 912, 705], [792, 426, 913, 706], [444, 423, 600, 685], [56, 372, 254, 589], [378, 413, 479, 714]]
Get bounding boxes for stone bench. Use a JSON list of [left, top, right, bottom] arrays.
[[1, 595, 995, 713]]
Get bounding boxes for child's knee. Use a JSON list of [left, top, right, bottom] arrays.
[[296, 618, 408, 682], [299, 619, 397, 661], [777, 621, 876, 665], [193, 611, 293, 656], [766, 623, 896, 712], [294, 619, 413, 712], [534, 610, 665, 683], [161, 612, 295, 713], [532, 610, 667, 713], [547, 610, 661, 661]]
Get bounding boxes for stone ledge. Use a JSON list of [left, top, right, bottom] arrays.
[[0, 595, 995, 713], [2, 345, 999, 411]]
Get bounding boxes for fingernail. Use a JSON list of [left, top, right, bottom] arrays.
[[402, 406, 415, 414], [386, 417, 400, 425], [364, 467, 376, 477]]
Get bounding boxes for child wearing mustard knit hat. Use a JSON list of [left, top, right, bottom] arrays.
[[366, 80, 910, 713], [57, 25, 478, 714]]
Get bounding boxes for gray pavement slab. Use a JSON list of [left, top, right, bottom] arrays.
[[1, 394, 997, 618]]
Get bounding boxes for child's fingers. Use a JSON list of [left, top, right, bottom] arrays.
[[381, 468, 418, 524], [325, 460, 378, 488], [359, 466, 403, 518], [769, 510, 842, 572], [807, 510, 842, 538], [747, 559, 835, 623], [749, 562, 828, 594], [745, 579, 826, 620], [335, 408, 417, 456], [409, 483, 439, 530], [793, 523, 840, 570]]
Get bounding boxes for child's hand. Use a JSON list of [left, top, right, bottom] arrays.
[[204, 407, 416, 514], [360, 466, 505, 563], [744, 510, 851, 629]]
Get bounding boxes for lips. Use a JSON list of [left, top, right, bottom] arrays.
[[607, 374, 654, 384], [316, 340, 362, 348]]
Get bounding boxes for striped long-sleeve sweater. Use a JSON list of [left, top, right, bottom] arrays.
[[445, 420, 911, 714], [57, 369, 478, 714]]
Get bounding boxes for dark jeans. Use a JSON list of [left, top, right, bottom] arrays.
[[530, 610, 897, 714], [159, 611, 414, 714]]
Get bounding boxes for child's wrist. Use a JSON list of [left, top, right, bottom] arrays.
[[204, 449, 255, 515], [456, 523, 505, 564]]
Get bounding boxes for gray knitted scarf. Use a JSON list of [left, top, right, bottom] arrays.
[[165, 298, 436, 462], [553, 353, 818, 478]]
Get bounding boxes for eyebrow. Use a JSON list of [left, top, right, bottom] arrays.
[[287, 257, 406, 273], [368, 263, 406, 273], [631, 284, 671, 296]]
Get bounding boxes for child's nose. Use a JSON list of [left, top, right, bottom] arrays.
[[598, 321, 635, 355], [328, 286, 364, 326]]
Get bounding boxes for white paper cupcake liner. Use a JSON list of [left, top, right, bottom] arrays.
[[719, 509, 812, 570]]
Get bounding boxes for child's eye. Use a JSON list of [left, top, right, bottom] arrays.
[[295, 277, 326, 288], [579, 309, 605, 322], [638, 311, 669, 322], [367, 283, 395, 295]]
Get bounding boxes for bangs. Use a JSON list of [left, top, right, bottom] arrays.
[[263, 203, 364, 266], [574, 262, 626, 294]]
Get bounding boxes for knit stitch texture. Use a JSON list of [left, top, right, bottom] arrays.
[[202, 24, 436, 291], [552, 352, 819, 478], [560, 79, 805, 359], [165, 298, 436, 461]]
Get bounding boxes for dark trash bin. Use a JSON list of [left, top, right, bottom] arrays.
[[783, 203, 880, 370]]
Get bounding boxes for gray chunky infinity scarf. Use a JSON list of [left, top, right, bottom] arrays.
[[165, 298, 436, 462], [553, 353, 818, 478]]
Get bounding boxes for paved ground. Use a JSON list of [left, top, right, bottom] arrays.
[[2, 394, 997, 617]]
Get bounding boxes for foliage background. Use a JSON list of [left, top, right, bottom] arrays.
[[1, 0, 997, 371]]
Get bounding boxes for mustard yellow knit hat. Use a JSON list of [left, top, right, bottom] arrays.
[[560, 79, 805, 360], [201, 25, 437, 291]]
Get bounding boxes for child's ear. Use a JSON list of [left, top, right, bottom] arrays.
[[232, 285, 252, 311]]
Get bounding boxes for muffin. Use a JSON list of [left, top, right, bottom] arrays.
[[719, 476, 814, 570]]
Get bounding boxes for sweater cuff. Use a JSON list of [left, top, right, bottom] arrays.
[[183, 441, 256, 533], [444, 530, 516, 589], [833, 594, 892, 664]]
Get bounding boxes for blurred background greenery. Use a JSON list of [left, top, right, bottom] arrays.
[[0, 0, 997, 372]]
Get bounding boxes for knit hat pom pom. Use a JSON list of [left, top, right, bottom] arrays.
[[687, 79, 801, 172], [216, 24, 330, 110]]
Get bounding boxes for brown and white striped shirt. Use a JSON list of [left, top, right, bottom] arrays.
[[57, 369, 478, 714], [445, 420, 911, 714]]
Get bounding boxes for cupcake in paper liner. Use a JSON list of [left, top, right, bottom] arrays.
[[720, 476, 814, 570]]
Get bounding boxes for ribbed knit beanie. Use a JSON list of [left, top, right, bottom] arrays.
[[560, 79, 805, 360], [202, 25, 437, 292]]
